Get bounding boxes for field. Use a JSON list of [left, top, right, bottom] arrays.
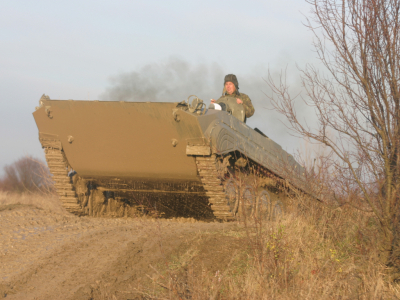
[[0, 191, 399, 299]]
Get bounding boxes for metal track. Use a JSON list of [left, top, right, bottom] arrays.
[[196, 155, 235, 220], [44, 148, 82, 214], [44, 149, 240, 220]]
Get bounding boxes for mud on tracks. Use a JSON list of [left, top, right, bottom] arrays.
[[0, 204, 244, 299]]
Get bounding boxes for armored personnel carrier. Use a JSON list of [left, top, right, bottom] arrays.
[[33, 94, 308, 220]]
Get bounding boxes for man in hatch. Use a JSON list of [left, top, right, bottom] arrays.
[[211, 74, 255, 121]]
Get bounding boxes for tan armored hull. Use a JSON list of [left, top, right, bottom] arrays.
[[34, 101, 203, 181], [33, 95, 309, 220]]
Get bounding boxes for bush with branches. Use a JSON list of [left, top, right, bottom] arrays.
[[0, 156, 53, 193], [268, 0, 400, 278]]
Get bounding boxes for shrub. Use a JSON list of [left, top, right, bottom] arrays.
[[0, 156, 53, 193]]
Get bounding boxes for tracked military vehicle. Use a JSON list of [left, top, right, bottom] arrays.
[[33, 94, 309, 220]]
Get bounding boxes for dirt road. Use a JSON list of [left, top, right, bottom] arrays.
[[0, 205, 240, 300]]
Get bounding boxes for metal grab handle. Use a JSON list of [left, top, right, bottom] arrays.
[[187, 95, 206, 115]]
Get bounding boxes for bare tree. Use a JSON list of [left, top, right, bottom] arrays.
[[0, 156, 53, 193], [268, 0, 400, 276]]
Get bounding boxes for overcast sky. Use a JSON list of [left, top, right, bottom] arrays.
[[0, 0, 320, 174]]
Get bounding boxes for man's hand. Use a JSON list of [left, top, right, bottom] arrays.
[[211, 99, 216, 104], [236, 98, 243, 104]]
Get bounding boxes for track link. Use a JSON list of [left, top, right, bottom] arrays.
[[196, 156, 235, 220], [44, 148, 82, 214]]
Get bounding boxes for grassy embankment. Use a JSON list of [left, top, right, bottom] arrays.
[[117, 196, 400, 299], [2, 191, 399, 299]]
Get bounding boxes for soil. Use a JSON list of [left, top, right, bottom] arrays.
[[0, 204, 245, 299]]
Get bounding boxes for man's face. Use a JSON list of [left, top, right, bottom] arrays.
[[225, 82, 236, 95]]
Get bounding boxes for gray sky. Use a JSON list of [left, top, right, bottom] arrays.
[[0, 0, 319, 174]]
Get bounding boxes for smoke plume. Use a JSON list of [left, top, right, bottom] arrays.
[[100, 57, 310, 151], [100, 57, 225, 103]]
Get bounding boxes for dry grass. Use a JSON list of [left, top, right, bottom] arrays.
[[0, 191, 65, 213], [2, 191, 399, 299], [122, 196, 400, 300]]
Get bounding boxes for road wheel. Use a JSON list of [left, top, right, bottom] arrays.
[[224, 179, 239, 216], [241, 185, 256, 222], [256, 189, 272, 221], [272, 200, 284, 220]]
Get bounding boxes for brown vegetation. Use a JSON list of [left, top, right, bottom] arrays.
[[87, 195, 400, 299], [0, 191, 64, 213], [0, 156, 54, 194], [2, 192, 400, 299], [267, 0, 400, 278]]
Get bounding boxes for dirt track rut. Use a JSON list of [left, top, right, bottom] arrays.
[[0, 206, 236, 299]]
